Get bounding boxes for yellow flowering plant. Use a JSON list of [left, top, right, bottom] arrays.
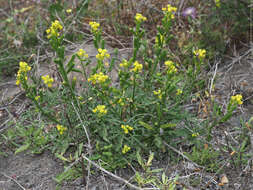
[[89, 21, 103, 49], [41, 75, 54, 88], [14, 4, 232, 173], [135, 13, 147, 23], [56, 124, 67, 135], [16, 61, 31, 87], [206, 93, 244, 142], [122, 145, 131, 154]]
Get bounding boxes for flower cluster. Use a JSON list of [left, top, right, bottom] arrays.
[[162, 4, 177, 19], [215, 0, 221, 8], [77, 49, 88, 58], [119, 59, 130, 68], [41, 75, 54, 88], [35, 96, 40, 101], [193, 49, 206, 59], [56, 124, 67, 135], [230, 94, 243, 105], [131, 61, 143, 73], [164, 60, 177, 74], [122, 145, 131, 154], [192, 133, 199, 137], [46, 20, 63, 39], [16, 61, 31, 86], [176, 89, 183, 95], [153, 89, 162, 100], [88, 72, 109, 85], [96, 48, 110, 61], [121, 125, 133, 134], [135, 13, 147, 23], [89, 21, 100, 33], [66, 9, 72, 13], [118, 98, 125, 106], [92, 105, 107, 116]]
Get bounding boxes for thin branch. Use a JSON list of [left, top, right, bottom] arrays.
[[209, 62, 219, 95], [0, 172, 26, 190], [163, 141, 204, 169], [81, 154, 159, 190]]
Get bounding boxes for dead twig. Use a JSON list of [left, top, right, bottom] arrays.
[[163, 141, 204, 169], [81, 154, 159, 190], [0, 172, 26, 190]]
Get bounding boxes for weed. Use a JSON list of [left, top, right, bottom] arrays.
[[1, 1, 250, 187]]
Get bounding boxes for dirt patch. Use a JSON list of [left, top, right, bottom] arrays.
[[0, 151, 63, 190]]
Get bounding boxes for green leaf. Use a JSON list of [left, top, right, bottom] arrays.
[[135, 171, 143, 185], [147, 152, 154, 166], [71, 68, 82, 73], [54, 168, 80, 183], [162, 172, 167, 184], [55, 153, 71, 162], [67, 54, 76, 67], [136, 151, 144, 167], [6, 17, 13, 23], [154, 136, 163, 148], [78, 143, 83, 155], [15, 143, 30, 154], [150, 168, 163, 173], [66, 63, 75, 74], [160, 123, 177, 129], [139, 121, 154, 130], [102, 152, 113, 157]]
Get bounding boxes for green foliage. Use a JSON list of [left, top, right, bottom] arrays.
[[13, 9, 202, 171], [185, 146, 220, 172], [1, 0, 249, 186], [135, 151, 180, 190], [200, 0, 250, 54], [54, 167, 81, 184]]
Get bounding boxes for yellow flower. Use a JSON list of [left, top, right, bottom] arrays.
[[92, 105, 107, 116], [78, 96, 84, 101], [119, 59, 130, 68], [66, 9, 72, 13], [77, 49, 88, 58], [42, 75, 54, 88], [16, 61, 31, 86], [19, 61, 31, 72], [164, 60, 177, 74], [121, 125, 133, 134], [89, 21, 100, 33], [35, 96, 40, 101], [118, 98, 125, 106], [214, 0, 221, 7], [46, 20, 63, 39], [52, 20, 63, 30], [135, 13, 147, 23], [193, 49, 206, 59], [56, 124, 67, 135], [162, 4, 177, 13], [131, 61, 143, 73], [16, 79, 20, 85], [192, 133, 199, 137], [176, 89, 183, 95], [96, 48, 110, 61], [230, 94, 243, 105], [122, 145, 131, 154], [88, 72, 109, 85], [162, 4, 177, 20], [153, 89, 162, 100]]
